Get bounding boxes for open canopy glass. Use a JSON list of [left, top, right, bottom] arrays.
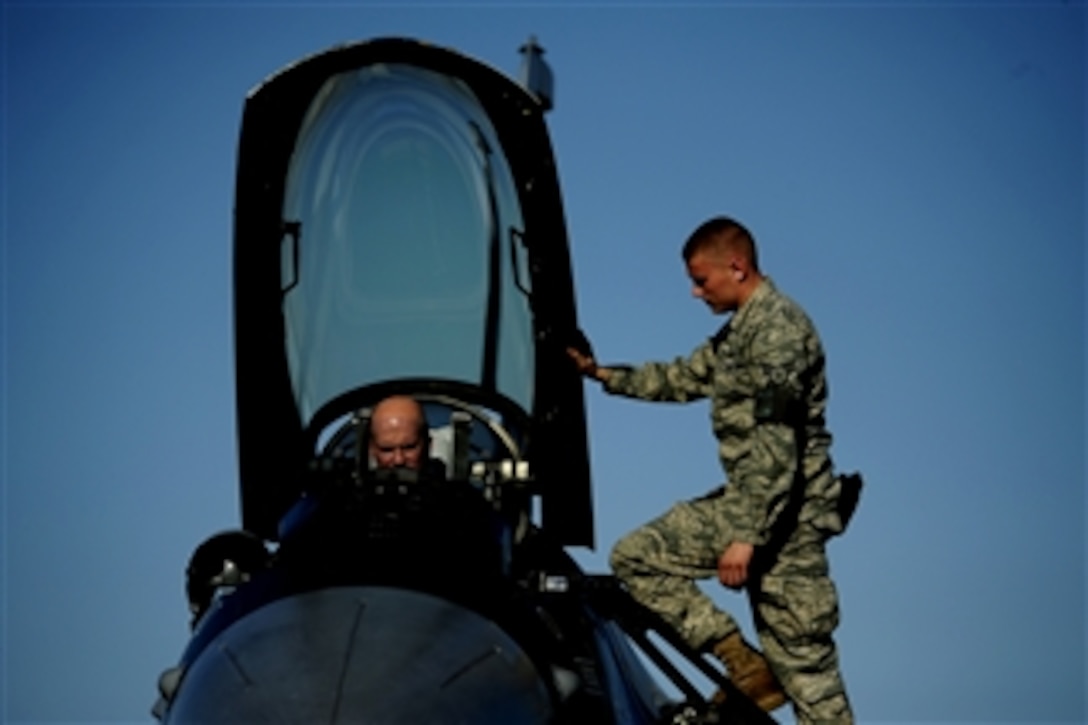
[[281, 64, 535, 428], [232, 38, 592, 545]]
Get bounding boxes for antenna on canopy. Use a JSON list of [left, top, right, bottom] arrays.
[[518, 35, 554, 112]]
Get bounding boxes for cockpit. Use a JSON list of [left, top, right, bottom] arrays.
[[317, 393, 525, 479], [231, 38, 593, 547], [279, 59, 538, 521]]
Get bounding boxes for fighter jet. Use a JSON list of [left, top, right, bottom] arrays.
[[152, 36, 775, 724]]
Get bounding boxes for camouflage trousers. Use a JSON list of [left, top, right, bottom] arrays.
[[610, 495, 853, 724]]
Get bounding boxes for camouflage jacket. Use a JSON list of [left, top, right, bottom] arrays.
[[603, 278, 837, 546]]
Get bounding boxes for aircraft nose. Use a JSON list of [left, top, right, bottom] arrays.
[[163, 586, 554, 724]]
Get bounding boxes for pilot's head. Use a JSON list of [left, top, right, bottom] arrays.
[[368, 395, 429, 470]]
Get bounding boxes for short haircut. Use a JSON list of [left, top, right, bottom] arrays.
[[682, 216, 760, 271]]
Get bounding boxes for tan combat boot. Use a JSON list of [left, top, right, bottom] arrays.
[[711, 633, 788, 712]]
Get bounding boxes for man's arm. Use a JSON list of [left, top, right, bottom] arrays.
[[718, 310, 817, 571], [717, 541, 755, 589], [566, 346, 612, 383], [566, 341, 716, 402]]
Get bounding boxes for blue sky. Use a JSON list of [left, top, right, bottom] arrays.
[[3, 2, 1084, 723]]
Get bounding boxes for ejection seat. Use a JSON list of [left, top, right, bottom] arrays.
[[319, 391, 525, 482]]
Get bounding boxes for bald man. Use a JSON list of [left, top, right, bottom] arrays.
[[368, 395, 430, 470]]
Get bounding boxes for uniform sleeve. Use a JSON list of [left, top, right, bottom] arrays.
[[602, 339, 716, 403], [720, 312, 812, 545]]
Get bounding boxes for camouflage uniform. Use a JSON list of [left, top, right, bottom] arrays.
[[606, 278, 853, 723]]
